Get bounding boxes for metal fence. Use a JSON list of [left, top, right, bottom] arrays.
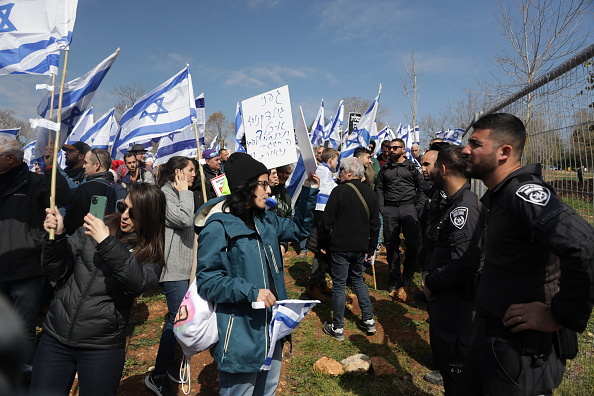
[[466, 43, 594, 394]]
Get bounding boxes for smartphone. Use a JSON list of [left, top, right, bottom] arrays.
[[89, 195, 107, 221]]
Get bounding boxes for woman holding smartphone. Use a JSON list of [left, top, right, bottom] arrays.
[[31, 183, 166, 396], [146, 156, 196, 395]]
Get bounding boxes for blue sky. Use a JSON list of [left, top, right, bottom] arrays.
[[0, 0, 589, 143]]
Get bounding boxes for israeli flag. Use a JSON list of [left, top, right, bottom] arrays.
[[23, 140, 39, 170], [208, 133, 219, 151], [398, 125, 413, 156], [83, 108, 118, 150], [436, 128, 463, 145], [36, 48, 120, 143], [285, 145, 307, 210], [325, 100, 344, 150], [261, 299, 319, 371], [154, 123, 197, 167], [0, 128, 19, 139], [374, 124, 395, 155], [339, 85, 381, 160], [114, 66, 193, 158], [63, 107, 94, 145], [235, 102, 246, 153], [194, 93, 205, 149], [0, 0, 77, 76], [309, 99, 325, 146]]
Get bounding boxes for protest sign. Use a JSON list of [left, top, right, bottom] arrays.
[[210, 174, 226, 197], [294, 107, 318, 177], [348, 112, 361, 134], [241, 86, 297, 169]]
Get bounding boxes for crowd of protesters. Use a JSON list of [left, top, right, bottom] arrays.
[[0, 112, 593, 396]]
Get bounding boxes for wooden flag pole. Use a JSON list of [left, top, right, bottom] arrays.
[[192, 122, 207, 201], [49, 49, 70, 240]]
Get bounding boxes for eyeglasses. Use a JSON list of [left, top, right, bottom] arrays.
[[65, 149, 80, 154], [116, 201, 134, 219], [91, 149, 103, 170], [389, 146, 404, 150], [257, 180, 270, 188]]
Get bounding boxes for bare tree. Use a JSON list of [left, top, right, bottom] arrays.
[[0, 108, 34, 144], [442, 91, 486, 130], [112, 82, 146, 120], [399, 50, 423, 128], [205, 111, 233, 149], [338, 96, 390, 125], [476, 0, 592, 125]]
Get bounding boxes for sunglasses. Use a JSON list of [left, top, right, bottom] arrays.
[[389, 146, 404, 150], [91, 149, 103, 170], [116, 201, 134, 219]]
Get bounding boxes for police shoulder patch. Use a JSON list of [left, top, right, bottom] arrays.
[[515, 184, 551, 206], [450, 207, 468, 229]]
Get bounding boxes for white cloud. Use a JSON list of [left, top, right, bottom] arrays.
[[224, 64, 326, 88], [314, 0, 419, 42], [246, 0, 282, 9]]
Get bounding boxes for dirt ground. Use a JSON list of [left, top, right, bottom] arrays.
[[105, 247, 430, 395]]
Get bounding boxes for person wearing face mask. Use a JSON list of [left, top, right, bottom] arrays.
[[194, 152, 319, 396], [145, 156, 197, 395]]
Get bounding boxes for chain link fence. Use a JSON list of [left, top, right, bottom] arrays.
[[465, 43, 594, 394]]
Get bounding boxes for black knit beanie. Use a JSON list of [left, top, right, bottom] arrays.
[[225, 152, 269, 193]]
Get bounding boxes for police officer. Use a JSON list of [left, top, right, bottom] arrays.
[[421, 145, 486, 395], [460, 113, 594, 395], [376, 138, 428, 291]]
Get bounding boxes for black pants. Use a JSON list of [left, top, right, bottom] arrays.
[[382, 205, 420, 286], [429, 294, 476, 396], [457, 333, 565, 396]]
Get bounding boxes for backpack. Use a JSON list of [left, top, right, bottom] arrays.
[[89, 178, 127, 215]]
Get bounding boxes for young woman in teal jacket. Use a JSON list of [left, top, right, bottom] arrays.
[[195, 153, 318, 396]]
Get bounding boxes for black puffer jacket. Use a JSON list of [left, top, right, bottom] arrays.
[[0, 163, 49, 282], [41, 228, 162, 349]]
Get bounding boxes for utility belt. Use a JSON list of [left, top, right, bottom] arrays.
[[385, 198, 415, 207], [476, 316, 578, 365]]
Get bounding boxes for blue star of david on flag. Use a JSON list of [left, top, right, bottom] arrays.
[[0, 4, 16, 33], [140, 97, 168, 122], [61, 106, 83, 134]]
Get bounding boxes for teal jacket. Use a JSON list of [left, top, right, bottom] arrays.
[[195, 186, 318, 373]]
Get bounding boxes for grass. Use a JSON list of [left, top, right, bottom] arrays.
[[281, 251, 594, 395], [280, 253, 441, 396]]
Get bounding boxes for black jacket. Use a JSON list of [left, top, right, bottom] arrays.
[[375, 159, 428, 213], [318, 179, 380, 256], [191, 164, 221, 209], [64, 171, 117, 236], [0, 163, 49, 282], [477, 164, 594, 333], [424, 183, 486, 295], [41, 229, 161, 349]]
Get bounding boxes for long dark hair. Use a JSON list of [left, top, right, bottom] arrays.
[[222, 176, 262, 225], [156, 156, 191, 188], [105, 183, 166, 266]]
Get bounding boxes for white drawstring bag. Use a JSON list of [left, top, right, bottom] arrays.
[[173, 280, 218, 394]]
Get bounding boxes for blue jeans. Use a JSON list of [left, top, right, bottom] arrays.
[[0, 276, 44, 365], [154, 280, 189, 375], [218, 341, 283, 396], [330, 251, 373, 329], [31, 333, 125, 396]]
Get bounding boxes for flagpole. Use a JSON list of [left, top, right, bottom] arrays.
[[48, 74, 56, 140], [192, 122, 208, 201], [49, 49, 70, 240]]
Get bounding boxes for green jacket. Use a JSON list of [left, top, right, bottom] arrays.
[[195, 186, 317, 373]]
